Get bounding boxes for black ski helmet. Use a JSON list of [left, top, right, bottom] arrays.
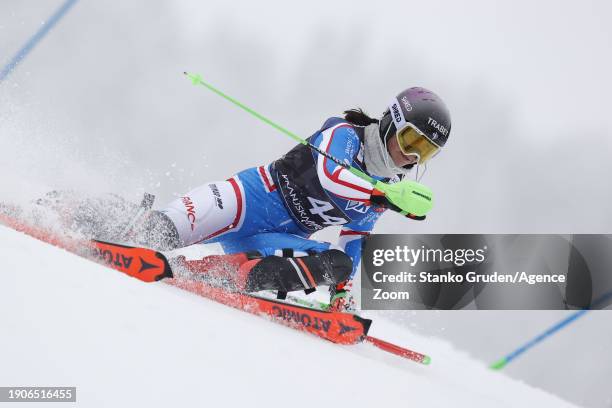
[[379, 87, 451, 162]]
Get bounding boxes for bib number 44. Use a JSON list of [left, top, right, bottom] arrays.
[[307, 197, 347, 226]]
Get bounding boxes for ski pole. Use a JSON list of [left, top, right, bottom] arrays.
[[183, 72, 432, 218], [183, 72, 376, 184], [490, 290, 612, 370], [365, 335, 431, 365]]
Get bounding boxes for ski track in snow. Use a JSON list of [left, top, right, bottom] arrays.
[[0, 226, 577, 407]]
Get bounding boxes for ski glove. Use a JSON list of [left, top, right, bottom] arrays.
[[371, 179, 433, 219]]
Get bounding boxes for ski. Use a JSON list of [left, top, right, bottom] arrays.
[[260, 291, 431, 364], [0, 212, 172, 282], [263, 290, 331, 310], [0, 213, 369, 344], [0, 212, 430, 362], [167, 278, 370, 345], [90, 240, 173, 282]]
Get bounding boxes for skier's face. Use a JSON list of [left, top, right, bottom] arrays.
[[387, 135, 419, 167]]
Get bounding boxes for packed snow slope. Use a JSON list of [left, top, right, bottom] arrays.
[[0, 226, 577, 408]]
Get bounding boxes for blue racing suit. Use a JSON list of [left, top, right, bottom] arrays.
[[161, 117, 395, 281]]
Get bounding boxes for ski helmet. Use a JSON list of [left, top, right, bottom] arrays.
[[379, 87, 451, 165]]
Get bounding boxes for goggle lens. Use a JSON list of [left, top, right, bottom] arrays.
[[396, 125, 441, 164]]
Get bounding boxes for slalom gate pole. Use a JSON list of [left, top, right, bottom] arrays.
[[0, 0, 79, 83], [183, 72, 377, 185], [490, 291, 612, 370]]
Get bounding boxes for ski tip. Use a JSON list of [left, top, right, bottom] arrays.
[[354, 316, 373, 337], [421, 355, 432, 365], [489, 358, 508, 370], [90, 240, 174, 282]]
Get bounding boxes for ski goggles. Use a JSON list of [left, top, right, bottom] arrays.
[[396, 123, 441, 164]]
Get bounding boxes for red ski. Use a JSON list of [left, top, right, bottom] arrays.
[[0, 212, 429, 362], [167, 278, 370, 345], [0, 212, 369, 344], [0, 213, 172, 282]]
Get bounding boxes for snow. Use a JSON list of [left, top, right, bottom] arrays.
[[0, 225, 577, 407]]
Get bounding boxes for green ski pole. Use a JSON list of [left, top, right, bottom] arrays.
[[184, 72, 374, 183], [183, 72, 432, 217]]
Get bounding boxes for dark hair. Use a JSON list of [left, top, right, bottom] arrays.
[[343, 108, 379, 126]]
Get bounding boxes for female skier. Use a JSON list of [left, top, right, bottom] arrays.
[[134, 87, 451, 311]]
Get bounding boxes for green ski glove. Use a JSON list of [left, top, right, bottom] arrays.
[[371, 179, 434, 217]]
